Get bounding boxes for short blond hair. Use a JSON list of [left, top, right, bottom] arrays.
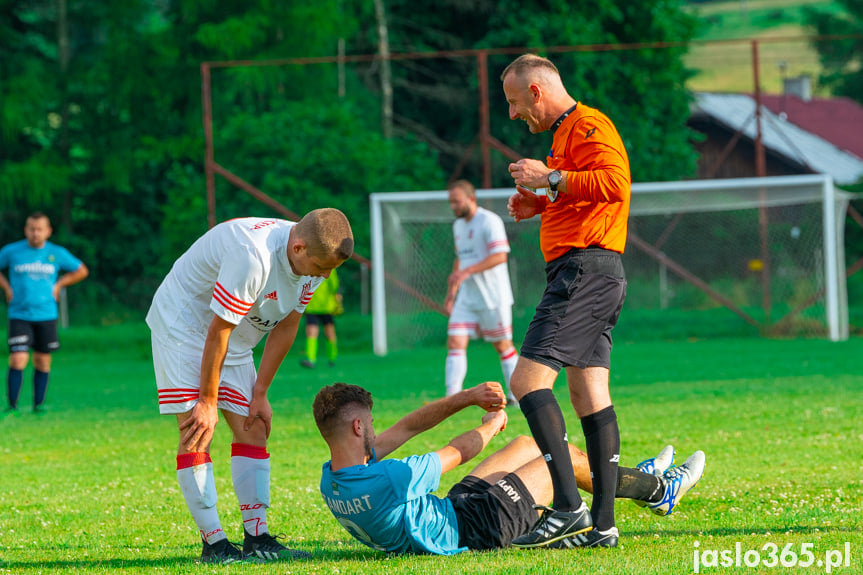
[[295, 208, 354, 260], [500, 53, 561, 83]]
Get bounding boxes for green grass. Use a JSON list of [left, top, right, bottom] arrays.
[[684, 0, 849, 93], [1, 323, 861, 573]]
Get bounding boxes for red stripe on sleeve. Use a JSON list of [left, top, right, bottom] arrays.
[[231, 443, 269, 459], [213, 283, 253, 315], [176, 452, 212, 470]]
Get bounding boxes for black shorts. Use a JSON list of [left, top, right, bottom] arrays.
[[520, 246, 626, 371], [446, 473, 537, 550], [8, 319, 60, 354], [305, 314, 334, 327]]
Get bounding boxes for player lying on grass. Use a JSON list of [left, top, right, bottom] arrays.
[[313, 382, 705, 554]]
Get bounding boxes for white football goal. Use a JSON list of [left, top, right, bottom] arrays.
[[370, 174, 852, 355]]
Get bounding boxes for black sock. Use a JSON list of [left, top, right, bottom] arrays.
[[33, 370, 49, 408], [7, 368, 23, 409], [520, 389, 583, 511], [616, 467, 663, 502], [581, 405, 619, 531]]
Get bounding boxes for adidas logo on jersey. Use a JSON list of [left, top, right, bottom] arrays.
[[265, 291, 278, 300]]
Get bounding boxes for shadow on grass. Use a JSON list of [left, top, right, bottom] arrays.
[[0, 557, 194, 571], [0, 543, 389, 571], [625, 525, 860, 538]]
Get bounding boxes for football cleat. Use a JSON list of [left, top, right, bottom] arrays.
[[244, 531, 312, 561], [2, 407, 21, 420], [636, 445, 675, 476], [633, 445, 675, 508], [200, 537, 257, 564], [550, 526, 619, 549], [299, 359, 315, 369], [647, 450, 706, 516], [511, 502, 593, 548]]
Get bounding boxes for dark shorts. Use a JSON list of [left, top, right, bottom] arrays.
[[8, 319, 60, 354], [446, 473, 537, 550], [305, 314, 334, 327], [520, 246, 626, 371]]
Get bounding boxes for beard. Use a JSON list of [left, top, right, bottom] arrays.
[[363, 426, 375, 460]]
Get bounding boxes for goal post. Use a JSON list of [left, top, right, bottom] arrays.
[[370, 174, 853, 355]]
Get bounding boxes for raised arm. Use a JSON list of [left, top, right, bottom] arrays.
[[374, 382, 505, 460], [435, 410, 508, 473]]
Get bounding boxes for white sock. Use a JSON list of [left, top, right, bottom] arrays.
[[445, 349, 467, 396], [499, 347, 519, 398], [231, 443, 271, 536], [176, 453, 225, 544]]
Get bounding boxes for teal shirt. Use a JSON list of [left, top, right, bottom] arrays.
[[0, 240, 83, 321], [320, 450, 466, 555]]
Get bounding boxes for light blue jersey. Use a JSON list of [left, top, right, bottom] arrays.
[[0, 240, 83, 321], [320, 451, 467, 555]]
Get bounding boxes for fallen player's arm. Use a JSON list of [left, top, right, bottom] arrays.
[[435, 410, 507, 474], [374, 382, 505, 459]]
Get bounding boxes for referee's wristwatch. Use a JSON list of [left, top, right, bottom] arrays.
[[547, 170, 563, 203]]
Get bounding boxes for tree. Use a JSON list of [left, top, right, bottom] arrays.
[[352, 0, 700, 185], [805, 0, 863, 104]]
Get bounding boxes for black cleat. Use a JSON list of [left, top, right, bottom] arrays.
[[511, 502, 593, 548], [243, 532, 312, 561], [200, 537, 257, 564], [550, 526, 619, 549], [300, 359, 315, 369]]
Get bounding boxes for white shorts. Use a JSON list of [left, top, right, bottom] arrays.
[[151, 333, 256, 416], [447, 299, 512, 342]]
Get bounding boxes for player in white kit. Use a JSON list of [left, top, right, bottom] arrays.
[[146, 209, 353, 564], [443, 180, 519, 405]]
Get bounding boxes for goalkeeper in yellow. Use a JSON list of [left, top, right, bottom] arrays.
[[300, 269, 342, 368]]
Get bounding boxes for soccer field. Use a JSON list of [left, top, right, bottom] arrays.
[[1, 323, 861, 574]]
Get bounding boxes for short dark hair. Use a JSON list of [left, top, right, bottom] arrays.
[[26, 212, 51, 225], [313, 383, 373, 439]]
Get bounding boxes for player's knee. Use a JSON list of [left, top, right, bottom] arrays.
[[510, 435, 537, 451], [8, 351, 29, 370]]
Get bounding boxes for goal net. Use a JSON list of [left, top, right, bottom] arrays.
[[370, 174, 851, 355]]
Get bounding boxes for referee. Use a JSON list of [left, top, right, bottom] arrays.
[[502, 53, 631, 549]]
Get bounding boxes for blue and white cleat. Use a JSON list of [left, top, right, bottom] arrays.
[[633, 445, 675, 508], [647, 450, 706, 516], [636, 444, 675, 476]]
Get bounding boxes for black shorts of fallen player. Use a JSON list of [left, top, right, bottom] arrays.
[[446, 473, 537, 550]]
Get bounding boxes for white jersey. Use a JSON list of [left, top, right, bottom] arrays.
[[452, 207, 513, 311], [146, 218, 321, 365]]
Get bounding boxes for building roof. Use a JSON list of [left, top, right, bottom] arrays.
[[691, 92, 863, 186], [758, 94, 863, 160]]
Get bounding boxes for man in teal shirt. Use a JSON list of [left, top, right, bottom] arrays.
[[313, 382, 705, 554], [0, 212, 88, 415]]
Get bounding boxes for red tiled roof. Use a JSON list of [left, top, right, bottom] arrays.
[[758, 94, 863, 160]]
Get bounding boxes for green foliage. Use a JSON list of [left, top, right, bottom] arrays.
[[805, 0, 863, 104], [2, 0, 706, 318]]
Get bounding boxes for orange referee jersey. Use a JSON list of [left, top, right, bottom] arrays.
[[539, 102, 631, 262]]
